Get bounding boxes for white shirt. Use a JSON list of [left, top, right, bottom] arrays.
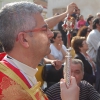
[[86, 29, 100, 62], [50, 43, 66, 60], [4, 55, 38, 87]]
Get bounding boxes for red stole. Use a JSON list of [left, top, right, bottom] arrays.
[[3, 59, 31, 88], [0, 52, 6, 60], [0, 57, 48, 100], [0, 59, 31, 95]]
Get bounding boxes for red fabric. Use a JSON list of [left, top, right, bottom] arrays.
[[0, 60, 31, 96], [67, 31, 71, 47], [78, 20, 86, 28], [0, 52, 6, 61], [0, 60, 48, 100], [2, 60, 31, 88], [0, 72, 10, 95]]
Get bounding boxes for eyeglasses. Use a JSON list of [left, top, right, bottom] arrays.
[[23, 24, 48, 33], [16, 24, 49, 41]]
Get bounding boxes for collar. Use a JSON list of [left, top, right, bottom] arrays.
[[80, 52, 87, 59], [3, 55, 38, 77]]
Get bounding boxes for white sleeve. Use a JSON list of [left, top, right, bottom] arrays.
[[87, 34, 97, 50], [86, 33, 97, 62], [50, 44, 55, 55], [62, 45, 67, 52]]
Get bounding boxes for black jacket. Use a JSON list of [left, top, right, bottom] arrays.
[[74, 52, 95, 85]]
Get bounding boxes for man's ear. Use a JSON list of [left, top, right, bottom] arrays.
[[17, 32, 29, 48]]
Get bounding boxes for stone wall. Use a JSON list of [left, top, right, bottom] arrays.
[[47, 0, 100, 19]]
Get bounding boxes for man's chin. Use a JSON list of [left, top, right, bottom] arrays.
[[43, 49, 51, 57], [44, 48, 51, 57], [47, 49, 51, 55]]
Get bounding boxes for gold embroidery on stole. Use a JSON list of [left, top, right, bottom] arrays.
[[0, 62, 48, 100]]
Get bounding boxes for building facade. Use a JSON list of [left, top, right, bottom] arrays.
[[0, 0, 47, 19], [33, 0, 48, 19], [0, 0, 33, 8], [47, 0, 100, 18]]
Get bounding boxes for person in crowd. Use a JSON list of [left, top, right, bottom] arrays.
[[78, 15, 86, 29], [71, 36, 96, 85], [71, 8, 80, 21], [47, 31, 66, 69], [71, 9, 81, 36], [43, 31, 66, 88], [39, 57, 62, 70], [70, 17, 78, 37], [87, 16, 94, 31], [77, 26, 90, 38], [60, 76, 80, 100], [85, 15, 93, 26], [95, 42, 100, 93], [0, 1, 79, 99], [45, 59, 100, 100], [76, 9, 80, 21], [86, 17, 100, 62], [43, 35, 66, 88], [43, 57, 62, 67], [96, 12, 100, 18], [58, 20, 67, 46]]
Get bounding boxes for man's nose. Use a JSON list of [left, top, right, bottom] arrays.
[[47, 29, 54, 38]]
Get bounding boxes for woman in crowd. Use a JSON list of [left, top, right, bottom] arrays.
[[77, 15, 86, 29], [42, 31, 66, 89], [47, 31, 66, 69], [71, 36, 96, 85], [77, 26, 91, 38], [87, 16, 93, 31]]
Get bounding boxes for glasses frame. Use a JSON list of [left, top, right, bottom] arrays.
[[23, 24, 48, 33], [16, 24, 48, 41]]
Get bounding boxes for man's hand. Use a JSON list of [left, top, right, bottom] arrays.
[[66, 3, 78, 15], [60, 76, 80, 100]]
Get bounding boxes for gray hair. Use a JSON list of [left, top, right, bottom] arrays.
[[71, 59, 84, 72], [0, 1, 43, 52]]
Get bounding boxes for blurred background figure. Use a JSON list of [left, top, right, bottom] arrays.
[[42, 31, 66, 90], [87, 16, 94, 31], [86, 17, 100, 62], [45, 59, 100, 100], [70, 17, 78, 37], [77, 26, 90, 38], [78, 15, 86, 29], [71, 36, 96, 85], [96, 12, 100, 18], [95, 42, 100, 93], [58, 20, 67, 47], [47, 31, 66, 68]]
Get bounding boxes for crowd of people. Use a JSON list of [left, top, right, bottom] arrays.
[[43, 3, 100, 100], [0, 1, 100, 100]]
